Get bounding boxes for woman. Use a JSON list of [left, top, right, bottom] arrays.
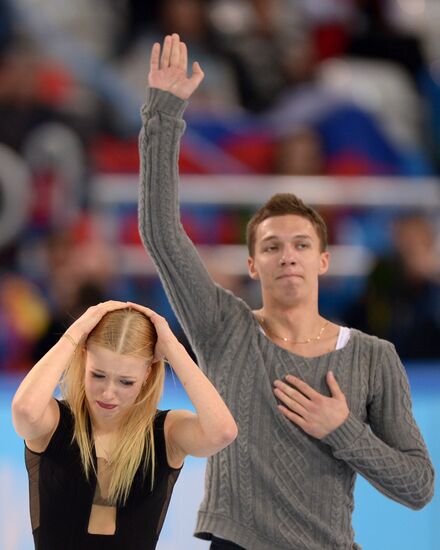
[[12, 300, 238, 549]]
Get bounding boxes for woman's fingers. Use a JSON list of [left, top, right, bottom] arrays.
[[126, 303, 169, 331], [68, 300, 128, 342], [96, 300, 128, 313], [126, 301, 158, 318], [88, 301, 128, 324]]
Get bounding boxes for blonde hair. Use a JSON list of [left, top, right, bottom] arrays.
[[60, 308, 165, 505]]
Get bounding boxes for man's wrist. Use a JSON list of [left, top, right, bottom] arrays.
[[145, 87, 188, 118], [321, 413, 365, 450]]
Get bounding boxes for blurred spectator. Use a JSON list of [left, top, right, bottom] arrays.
[[0, 273, 49, 371], [0, 49, 60, 151], [32, 218, 116, 359], [273, 127, 325, 175], [209, 0, 308, 111], [317, 57, 428, 157], [0, 0, 13, 53], [1, 0, 440, 374], [19, 0, 127, 60], [347, 0, 426, 82], [116, 0, 239, 113], [267, 92, 431, 177], [346, 214, 440, 359]]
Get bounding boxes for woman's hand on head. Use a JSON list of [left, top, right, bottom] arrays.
[[66, 300, 129, 345], [148, 33, 204, 100], [126, 302, 179, 362]]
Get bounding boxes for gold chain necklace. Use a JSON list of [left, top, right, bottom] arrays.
[[260, 317, 330, 344]]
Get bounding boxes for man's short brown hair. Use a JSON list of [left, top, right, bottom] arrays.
[[246, 193, 328, 256]]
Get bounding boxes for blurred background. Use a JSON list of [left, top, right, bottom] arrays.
[[0, 0, 440, 548]]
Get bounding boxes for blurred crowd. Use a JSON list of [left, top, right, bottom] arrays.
[[1, 0, 440, 371]]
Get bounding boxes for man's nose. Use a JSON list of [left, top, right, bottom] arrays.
[[280, 247, 297, 265]]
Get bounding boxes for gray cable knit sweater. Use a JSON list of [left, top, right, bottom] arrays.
[[138, 88, 434, 550]]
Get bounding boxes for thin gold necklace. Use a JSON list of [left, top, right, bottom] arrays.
[[260, 317, 330, 344]]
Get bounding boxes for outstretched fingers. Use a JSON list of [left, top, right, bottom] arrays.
[[190, 61, 204, 87], [170, 33, 181, 67], [160, 35, 172, 68], [150, 42, 160, 72], [147, 35, 204, 99], [179, 41, 188, 71]]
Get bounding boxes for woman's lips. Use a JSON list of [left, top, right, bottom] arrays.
[[97, 401, 117, 410]]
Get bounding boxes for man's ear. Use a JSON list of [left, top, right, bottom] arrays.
[[318, 251, 330, 276], [248, 256, 259, 280]]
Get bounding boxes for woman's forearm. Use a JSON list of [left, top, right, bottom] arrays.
[[165, 342, 237, 443], [12, 335, 77, 424]]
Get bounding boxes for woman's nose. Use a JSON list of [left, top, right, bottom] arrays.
[[101, 382, 117, 400]]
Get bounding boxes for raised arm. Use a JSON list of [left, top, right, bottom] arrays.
[[322, 343, 434, 510], [128, 303, 237, 463], [12, 301, 128, 451], [139, 34, 232, 349]]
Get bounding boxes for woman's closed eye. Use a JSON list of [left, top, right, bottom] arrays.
[[120, 380, 135, 387], [91, 372, 135, 386]]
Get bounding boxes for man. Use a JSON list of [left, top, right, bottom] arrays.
[[138, 34, 434, 550]]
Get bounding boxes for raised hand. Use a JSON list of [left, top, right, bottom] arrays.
[[148, 33, 204, 100], [273, 372, 349, 439], [126, 302, 180, 362], [66, 300, 129, 345]]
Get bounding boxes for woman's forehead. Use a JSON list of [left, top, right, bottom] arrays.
[[86, 344, 148, 376]]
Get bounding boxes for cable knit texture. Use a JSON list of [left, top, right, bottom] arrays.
[[138, 88, 434, 550]]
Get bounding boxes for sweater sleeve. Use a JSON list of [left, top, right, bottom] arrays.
[[138, 88, 233, 348], [322, 342, 434, 510]]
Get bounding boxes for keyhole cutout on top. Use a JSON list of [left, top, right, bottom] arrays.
[[87, 458, 117, 535]]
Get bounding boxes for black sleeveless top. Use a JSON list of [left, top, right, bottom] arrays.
[[25, 400, 182, 550]]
